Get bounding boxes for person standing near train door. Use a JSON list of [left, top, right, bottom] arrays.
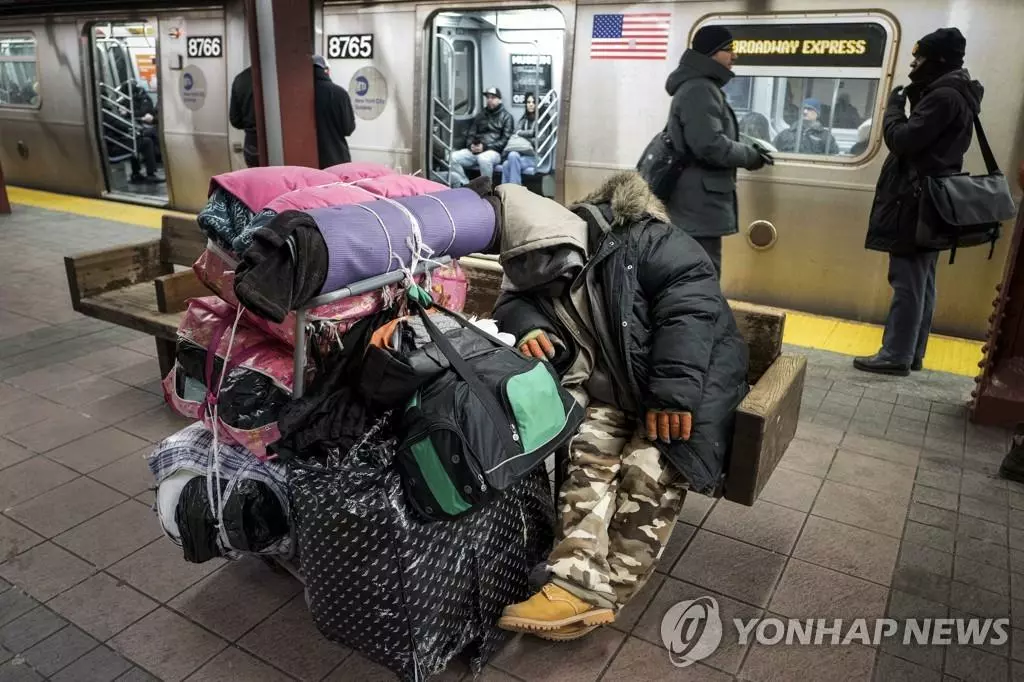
[[312, 55, 357, 168], [663, 25, 768, 277], [854, 28, 982, 376], [229, 66, 259, 168]]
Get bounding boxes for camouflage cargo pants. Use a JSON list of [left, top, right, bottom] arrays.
[[546, 402, 688, 611]]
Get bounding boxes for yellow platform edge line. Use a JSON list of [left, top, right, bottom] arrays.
[[7, 186, 194, 229], [784, 310, 983, 377], [5, 185, 984, 376]]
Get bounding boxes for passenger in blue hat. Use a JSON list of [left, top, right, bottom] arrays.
[[772, 96, 839, 155]]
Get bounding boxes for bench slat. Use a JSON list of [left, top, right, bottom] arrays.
[[155, 270, 211, 314], [729, 300, 786, 383], [78, 282, 182, 339], [64, 240, 169, 306], [160, 215, 207, 267], [725, 353, 807, 506]]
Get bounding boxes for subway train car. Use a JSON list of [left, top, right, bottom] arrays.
[[1, 0, 1022, 341]]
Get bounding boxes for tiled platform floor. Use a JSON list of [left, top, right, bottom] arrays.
[[0, 205, 1018, 681]]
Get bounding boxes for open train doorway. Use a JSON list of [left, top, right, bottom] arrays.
[[89, 20, 167, 204], [427, 7, 566, 198]]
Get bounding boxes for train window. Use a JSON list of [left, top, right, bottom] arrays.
[[0, 35, 39, 108], [437, 39, 477, 116], [427, 7, 566, 199], [696, 14, 896, 162]]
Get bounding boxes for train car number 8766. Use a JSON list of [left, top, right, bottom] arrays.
[[327, 34, 374, 59], [187, 36, 223, 58]]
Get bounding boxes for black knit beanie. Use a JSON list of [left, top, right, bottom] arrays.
[[693, 25, 734, 56], [914, 27, 966, 67]]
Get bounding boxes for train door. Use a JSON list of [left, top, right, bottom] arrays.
[[320, 3, 420, 172], [423, 5, 570, 199], [155, 9, 233, 212], [88, 19, 167, 204], [224, 0, 249, 171]]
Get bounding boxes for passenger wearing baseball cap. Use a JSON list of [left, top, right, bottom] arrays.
[[856, 27, 984, 377], [311, 54, 356, 168], [448, 86, 515, 187], [771, 97, 840, 155], [657, 24, 768, 277]]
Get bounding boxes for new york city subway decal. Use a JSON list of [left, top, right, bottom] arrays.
[[716, 22, 888, 68]]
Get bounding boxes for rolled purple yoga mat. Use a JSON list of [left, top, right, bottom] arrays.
[[308, 188, 497, 296]]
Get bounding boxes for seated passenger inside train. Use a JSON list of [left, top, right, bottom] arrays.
[[738, 111, 775, 151], [850, 118, 872, 156], [110, 80, 163, 184], [772, 98, 839, 155], [450, 87, 514, 186], [501, 92, 540, 186]]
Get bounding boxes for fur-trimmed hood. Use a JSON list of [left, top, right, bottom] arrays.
[[573, 171, 670, 227]]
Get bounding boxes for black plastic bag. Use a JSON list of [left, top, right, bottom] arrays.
[[174, 340, 289, 429], [175, 477, 221, 564], [220, 479, 289, 553]]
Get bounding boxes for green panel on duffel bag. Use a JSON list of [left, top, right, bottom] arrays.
[[409, 436, 472, 517], [505, 363, 568, 453]]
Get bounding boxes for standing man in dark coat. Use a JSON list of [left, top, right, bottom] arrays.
[[312, 55, 357, 169], [229, 66, 259, 168], [664, 25, 767, 277], [854, 28, 982, 376]]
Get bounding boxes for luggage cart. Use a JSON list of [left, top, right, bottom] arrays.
[[290, 256, 452, 399]]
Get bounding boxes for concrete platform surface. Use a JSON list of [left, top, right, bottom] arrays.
[[0, 204, 1018, 682]]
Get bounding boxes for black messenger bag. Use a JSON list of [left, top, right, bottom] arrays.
[[914, 114, 1017, 264]]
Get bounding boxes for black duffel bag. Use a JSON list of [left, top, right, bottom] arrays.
[[914, 114, 1017, 263], [395, 288, 584, 522]]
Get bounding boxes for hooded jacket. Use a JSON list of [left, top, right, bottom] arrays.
[[865, 68, 984, 254], [493, 172, 750, 494], [314, 66, 357, 169], [664, 50, 762, 238]]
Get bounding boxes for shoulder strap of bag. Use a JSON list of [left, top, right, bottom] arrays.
[[409, 296, 521, 457], [972, 114, 1000, 175]]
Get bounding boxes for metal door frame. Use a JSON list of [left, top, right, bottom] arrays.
[[413, 0, 576, 203]]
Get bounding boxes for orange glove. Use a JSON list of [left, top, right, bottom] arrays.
[[645, 410, 692, 443], [518, 329, 557, 360]]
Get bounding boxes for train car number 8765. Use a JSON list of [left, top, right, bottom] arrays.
[[327, 34, 374, 59], [187, 36, 223, 58]]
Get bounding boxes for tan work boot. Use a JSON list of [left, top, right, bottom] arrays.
[[498, 583, 615, 635]]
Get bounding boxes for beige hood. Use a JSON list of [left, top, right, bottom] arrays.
[[495, 184, 590, 293], [496, 184, 589, 262]]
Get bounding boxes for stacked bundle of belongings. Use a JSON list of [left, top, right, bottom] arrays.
[[148, 162, 581, 680]]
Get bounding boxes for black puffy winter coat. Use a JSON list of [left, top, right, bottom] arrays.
[[494, 172, 750, 494], [865, 68, 984, 254], [465, 105, 515, 154]]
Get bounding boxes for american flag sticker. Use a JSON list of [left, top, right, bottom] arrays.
[[590, 12, 672, 60]]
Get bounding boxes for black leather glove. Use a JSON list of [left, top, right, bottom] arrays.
[[888, 85, 907, 109], [745, 146, 767, 171], [751, 142, 774, 167]]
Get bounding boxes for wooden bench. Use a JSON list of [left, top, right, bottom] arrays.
[[65, 218, 803, 506], [64, 215, 209, 377], [457, 257, 806, 507]]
